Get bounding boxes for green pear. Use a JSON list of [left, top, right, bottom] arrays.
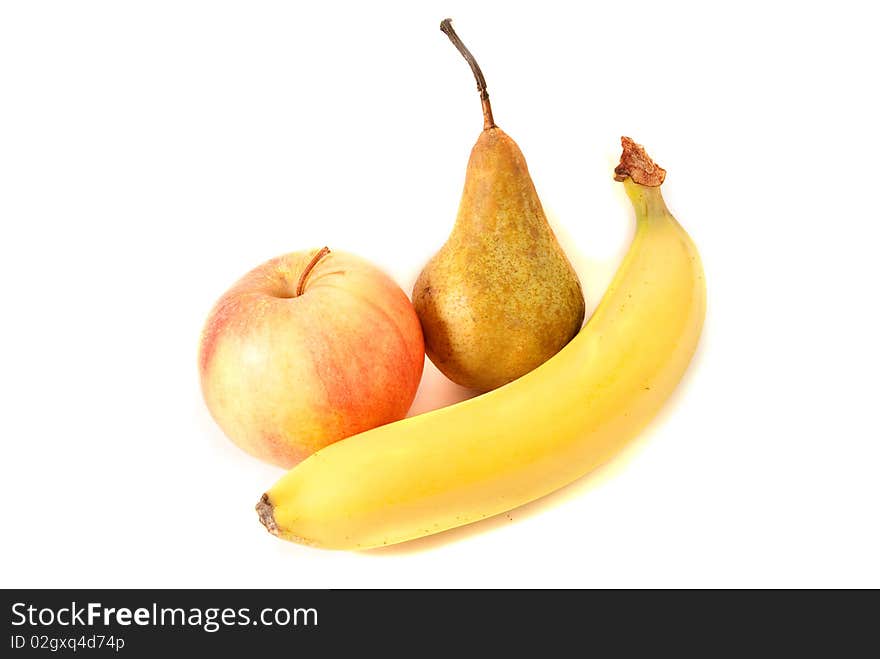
[[413, 20, 585, 392]]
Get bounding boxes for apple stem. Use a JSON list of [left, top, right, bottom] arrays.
[[296, 246, 331, 296], [440, 18, 495, 130]]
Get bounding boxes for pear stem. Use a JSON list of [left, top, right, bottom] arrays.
[[296, 246, 330, 296], [440, 18, 495, 130]]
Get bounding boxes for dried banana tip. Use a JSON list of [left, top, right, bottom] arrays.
[[614, 136, 666, 186], [256, 493, 280, 536]]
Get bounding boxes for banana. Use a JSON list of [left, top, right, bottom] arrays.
[[256, 137, 706, 550]]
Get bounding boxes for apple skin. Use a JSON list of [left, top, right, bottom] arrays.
[[199, 249, 425, 468]]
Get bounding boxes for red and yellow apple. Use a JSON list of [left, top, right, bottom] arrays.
[[198, 248, 425, 467]]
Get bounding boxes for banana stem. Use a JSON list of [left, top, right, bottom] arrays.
[[296, 246, 331, 297], [440, 18, 496, 130], [614, 137, 666, 187], [623, 179, 671, 218], [615, 138, 670, 218]]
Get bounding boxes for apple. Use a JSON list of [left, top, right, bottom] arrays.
[[199, 247, 425, 467]]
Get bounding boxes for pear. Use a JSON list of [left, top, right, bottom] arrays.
[[413, 19, 585, 393]]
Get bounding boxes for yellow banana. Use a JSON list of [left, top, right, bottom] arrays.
[[256, 137, 706, 550]]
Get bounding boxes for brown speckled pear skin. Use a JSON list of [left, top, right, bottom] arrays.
[[413, 126, 585, 392]]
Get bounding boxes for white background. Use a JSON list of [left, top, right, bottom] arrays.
[[1, 1, 878, 588]]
